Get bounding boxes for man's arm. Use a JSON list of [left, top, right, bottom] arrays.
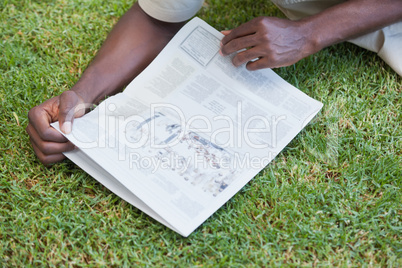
[[220, 0, 402, 70], [26, 3, 184, 165]]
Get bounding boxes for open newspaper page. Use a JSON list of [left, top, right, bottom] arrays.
[[53, 17, 323, 237]]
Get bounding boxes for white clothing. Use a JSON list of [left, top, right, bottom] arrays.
[[138, 0, 402, 75], [138, 0, 203, 23]]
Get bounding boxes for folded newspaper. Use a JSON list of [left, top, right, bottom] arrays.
[[52, 17, 323, 237]]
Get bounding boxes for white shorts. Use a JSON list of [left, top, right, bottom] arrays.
[[138, 0, 203, 23], [272, 0, 402, 76]]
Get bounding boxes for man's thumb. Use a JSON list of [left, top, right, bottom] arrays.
[[58, 91, 84, 134]]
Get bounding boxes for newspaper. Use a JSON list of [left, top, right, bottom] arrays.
[[52, 17, 323, 237]]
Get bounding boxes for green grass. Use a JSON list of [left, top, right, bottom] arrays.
[[1, 0, 401, 266]]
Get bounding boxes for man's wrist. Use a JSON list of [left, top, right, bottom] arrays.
[[297, 18, 323, 59], [70, 68, 114, 105]]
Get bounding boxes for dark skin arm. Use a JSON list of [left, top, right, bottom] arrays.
[[26, 3, 184, 165], [28, 0, 402, 165], [220, 0, 402, 70]]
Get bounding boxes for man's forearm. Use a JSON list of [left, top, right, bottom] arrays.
[[303, 0, 402, 53], [70, 3, 184, 104]]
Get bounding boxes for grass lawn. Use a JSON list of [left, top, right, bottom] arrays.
[[1, 0, 401, 266]]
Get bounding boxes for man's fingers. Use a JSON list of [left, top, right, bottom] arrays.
[[220, 34, 259, 57], [58, 91, 79, 134], [30, 140, 68, 166], [220, 20, 257, 48], [246, 58, 271, 71], [28, 123, 75, 166], [58, 91, 86, 134], [30, 135, 75, 156], [231, 46, 264, 67], [27, 92, 85, 165], [220, 30, 232, 36], [27, 124, 75, 155], [27, 105, 68, 143]]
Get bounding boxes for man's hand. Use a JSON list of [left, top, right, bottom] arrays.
[[26, 3, 184, 165], [220, 0, 402, 72], [220, 16, 316, 71], [26, 91, 86, 165]]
